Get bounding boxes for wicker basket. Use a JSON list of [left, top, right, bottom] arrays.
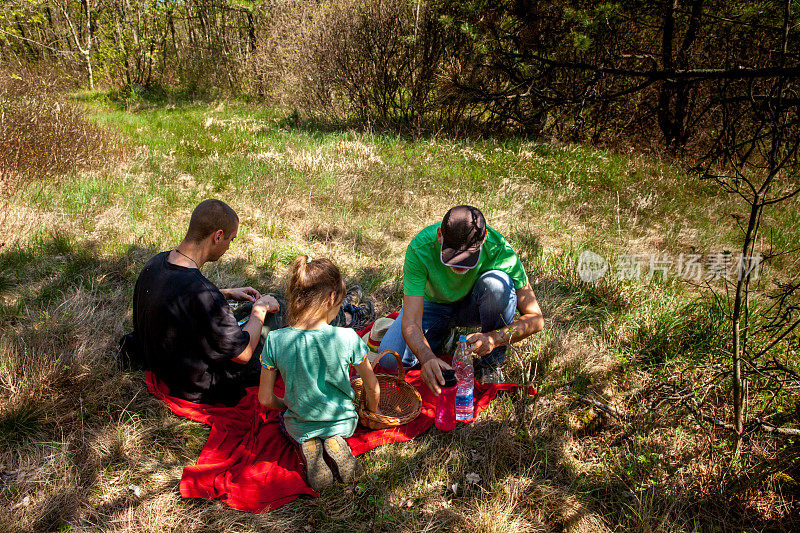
[[351, 350, 422, 430]]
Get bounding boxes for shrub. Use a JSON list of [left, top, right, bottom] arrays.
[[0, 65, 119, 186], [252, 0, 446, 129]]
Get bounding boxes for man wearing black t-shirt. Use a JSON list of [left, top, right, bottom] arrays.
[[133, 199, 280, 405]]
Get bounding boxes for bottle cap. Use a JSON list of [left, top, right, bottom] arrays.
[[458, 334, 467, 343], [441, 369, 457, 387]]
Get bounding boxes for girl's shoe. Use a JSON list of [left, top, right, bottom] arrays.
[[323, 436, 363, 483], [301, 438, 334, 491]]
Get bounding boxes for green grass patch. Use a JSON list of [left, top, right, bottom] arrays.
[[1, 94, 797, 531]]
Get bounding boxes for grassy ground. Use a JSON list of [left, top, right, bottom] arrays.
[[1, 94, 798, 532]]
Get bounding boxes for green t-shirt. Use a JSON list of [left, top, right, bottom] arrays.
[[261, 325, 368, 442], [403, 223, 529, 303]]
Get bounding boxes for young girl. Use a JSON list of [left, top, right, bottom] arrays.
[[258, 255, 380, 491]]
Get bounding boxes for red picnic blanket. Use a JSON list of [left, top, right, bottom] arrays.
[[145, 319, 535, 513]]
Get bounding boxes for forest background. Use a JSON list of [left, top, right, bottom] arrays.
[[1, 1, 799, 531]]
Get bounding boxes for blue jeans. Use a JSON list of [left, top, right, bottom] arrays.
[[378, 270, 517, 371]]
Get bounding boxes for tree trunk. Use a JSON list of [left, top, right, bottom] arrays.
[[84, 0, 94, 89], [246, 10, 256, 55], [657, 0, 704, 149], [59, 0, 94, 89]]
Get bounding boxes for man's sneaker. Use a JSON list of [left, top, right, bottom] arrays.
[[345, 285, 363, 307], [300, 438, 334, 492], [332, 300, 375, 330], [323, 436, 364, 483], [347, 300, 375, 330], [475, 360, 506, 385]]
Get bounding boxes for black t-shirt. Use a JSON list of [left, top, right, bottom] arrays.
[[133, 252, 251, 405]]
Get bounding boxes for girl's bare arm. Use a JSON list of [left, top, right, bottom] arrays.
[[355, 357, 380, 413], [257, 367, 286, 410]]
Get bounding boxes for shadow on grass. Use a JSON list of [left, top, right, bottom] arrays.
[[0, 231, 405, 530], [350, 266, 403, 316], [306, 224, 391, 258], [0, 234, 274, 530], [78, 87, 543, 145], [74, 84, 247, 113], [278, 108, 548, 144], [0, 233, 795, 532], [535, 276, 628, 334]]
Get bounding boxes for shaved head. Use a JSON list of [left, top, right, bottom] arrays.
[[185, 199, 239, 242]]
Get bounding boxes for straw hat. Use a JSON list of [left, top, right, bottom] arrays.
[[361, 317, 395, 354]]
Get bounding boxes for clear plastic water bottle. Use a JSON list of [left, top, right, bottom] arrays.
[[453, 335, 474, 421]]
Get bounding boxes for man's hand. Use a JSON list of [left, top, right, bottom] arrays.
[[466, 331, 503, 358], [421, 357, 452, 396], [232, 295, 279, 365], [252, 294, 280, 320], [465, 284, 544, 361], [223, 286, 261, 302]]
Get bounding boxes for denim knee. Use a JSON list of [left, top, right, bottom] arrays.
[[473, 271, 516, 367], [378, 350, 401, 372], [474, 271, 513, 308], [474, 271, 516, 324]]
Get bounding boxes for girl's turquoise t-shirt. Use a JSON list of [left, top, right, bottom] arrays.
[[260, 325, 368, 442]]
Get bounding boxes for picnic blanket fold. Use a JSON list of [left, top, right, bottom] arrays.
[[145, 319, 535, 513]]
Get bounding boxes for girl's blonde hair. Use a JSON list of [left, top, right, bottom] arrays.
[[287, 255, 346, 324]]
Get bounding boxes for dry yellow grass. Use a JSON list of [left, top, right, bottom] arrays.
[[0, 98, 798, 532]]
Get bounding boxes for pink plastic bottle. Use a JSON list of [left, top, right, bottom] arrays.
[[434, 369, 458, 431]]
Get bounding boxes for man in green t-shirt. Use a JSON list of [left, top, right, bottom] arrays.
[[378, 205, 544, 394]]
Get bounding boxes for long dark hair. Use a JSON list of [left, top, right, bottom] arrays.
[[287, 255, 346, 325]]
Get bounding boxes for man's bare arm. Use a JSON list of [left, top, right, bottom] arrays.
[[466, 284, 544, 357], [401, 295, 435, 364], [220, 286, 261, 302], [402, 295, 451, 395], [231, 295, 279, 364]]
